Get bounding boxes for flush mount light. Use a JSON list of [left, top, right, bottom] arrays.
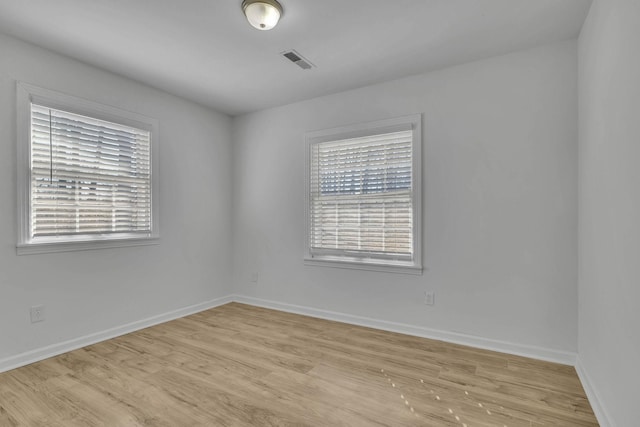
[[242, 0, 283, 30]]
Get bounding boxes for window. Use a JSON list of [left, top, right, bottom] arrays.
[[16, 83, 159, 254], [305, 115, 422, 274]]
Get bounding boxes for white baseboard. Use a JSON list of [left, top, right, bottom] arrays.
[[2, 293, 602, 423], [0, 293, 577, 375], [0, 295, 234, 374], [575, 357, 614, 427], [232, 295, 577, 365]]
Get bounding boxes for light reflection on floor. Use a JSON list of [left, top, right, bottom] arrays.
[[380, 368, 510, 427], [380, 369, 418, 418]]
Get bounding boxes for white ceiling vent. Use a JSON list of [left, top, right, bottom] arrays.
[[281, 50, 314, 70]]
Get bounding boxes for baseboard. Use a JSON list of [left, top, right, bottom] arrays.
[[0, 293, 578, 375], [232, 295, 577, 365], [0, 295, 234, 374], [575, 357, 614, 427]]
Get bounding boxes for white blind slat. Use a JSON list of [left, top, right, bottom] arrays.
[[309, 129, 414, 260], [30, 103, 152, 238]]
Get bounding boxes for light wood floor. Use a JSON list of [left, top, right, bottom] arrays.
[[0, 303, 598, 426]]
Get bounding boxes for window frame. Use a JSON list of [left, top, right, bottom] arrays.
[[16, 82, 160, 255], [304, 114, 422, 275]]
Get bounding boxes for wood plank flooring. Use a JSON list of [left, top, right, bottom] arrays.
[[0, 303, 598, 426]]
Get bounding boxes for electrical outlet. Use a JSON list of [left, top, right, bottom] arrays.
[[30, 305, 45, 323], [424, 291, 435, 306], [250, 272, 258, 283]]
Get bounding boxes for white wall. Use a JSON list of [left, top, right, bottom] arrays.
[[578, 1, 640, 425], [0, 34, 233, 364], [232, 40, 579, 357]]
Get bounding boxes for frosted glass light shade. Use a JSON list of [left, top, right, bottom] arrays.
[[242, 0, 282, 30]]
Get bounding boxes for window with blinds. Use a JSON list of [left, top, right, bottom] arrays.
[[30, 104, 152, 239], [305, 115, 422, 273], [17, 83, 158, 254]]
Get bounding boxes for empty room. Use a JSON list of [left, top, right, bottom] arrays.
[[0, 0, 637, 425]]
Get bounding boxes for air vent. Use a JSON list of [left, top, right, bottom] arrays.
[[283, 51, 301, 62], [281, 49, 314, 70]]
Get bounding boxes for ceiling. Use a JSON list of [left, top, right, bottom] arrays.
[[0, 0, 592, 116]]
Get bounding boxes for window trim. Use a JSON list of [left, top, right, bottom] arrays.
[[16, 82, 160, 255], [304, 114, 422, 275]]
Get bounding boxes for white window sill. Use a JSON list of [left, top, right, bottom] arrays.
[[304, 257, 423, 275], [17, 236, 159, 255]]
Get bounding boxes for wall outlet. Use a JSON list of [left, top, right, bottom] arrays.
[[424, 291, 435, 306], [30, 305, 45, 323], [250, 272, 258, 283]]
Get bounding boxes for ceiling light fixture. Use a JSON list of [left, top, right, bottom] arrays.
[[241, 0, 283, 31]]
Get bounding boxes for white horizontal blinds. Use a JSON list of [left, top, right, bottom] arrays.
[[310, 130, 413, 260], [30, 103, 152, 238]]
